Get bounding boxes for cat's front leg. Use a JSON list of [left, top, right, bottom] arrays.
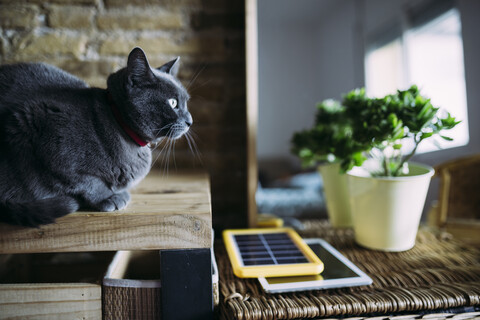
[[96, 191, 131, 212], [78, 177, 131, 212]]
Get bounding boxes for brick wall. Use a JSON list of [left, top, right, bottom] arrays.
[[0, 0, 248, 230]]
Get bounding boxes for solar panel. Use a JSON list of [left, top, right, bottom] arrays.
[[223, 228, 324, 278]]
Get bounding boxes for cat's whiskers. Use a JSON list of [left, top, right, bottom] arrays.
[[160, 134, 174, 176], [161, 126, 180, 175], [187, 78, 212, 95], [149, 127, 167, 151], [184, 130, 202, 165], [170, 135, 177, 171], [162, 131, 175, 169], [150, 122, 202, 174], [186, 64, 206, 91], [151, 126, 174, 172], [152, 123, 174, 136], [150, 142, 165, 170]]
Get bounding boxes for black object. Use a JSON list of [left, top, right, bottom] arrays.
[[160, 249, 213, 319]]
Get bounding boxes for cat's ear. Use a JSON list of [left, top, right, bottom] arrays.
[[158, 57, 180, 77], [127, 47, 154, 86]]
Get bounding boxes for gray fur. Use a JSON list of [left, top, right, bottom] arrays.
[[0, 47, 192, 227]]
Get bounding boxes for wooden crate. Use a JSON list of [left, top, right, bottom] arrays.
[[0, 252, 114, 320], [0, 170, 213, 318], [103, 249, 219, 319]]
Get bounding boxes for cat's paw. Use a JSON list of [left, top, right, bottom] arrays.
[[97, 191, 130, 212]]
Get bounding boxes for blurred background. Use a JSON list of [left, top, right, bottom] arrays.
[[256, 0, 480, 221]]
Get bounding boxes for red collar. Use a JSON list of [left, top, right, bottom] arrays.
[[107, 92, 149, 147]]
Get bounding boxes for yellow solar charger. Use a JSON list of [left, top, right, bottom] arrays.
[[223, 228, 324, 278]]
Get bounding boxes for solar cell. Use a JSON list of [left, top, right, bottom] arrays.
[[223, 228, 324, 278]]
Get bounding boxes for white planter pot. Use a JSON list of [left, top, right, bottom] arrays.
[[347, 162, 434, 252], [318, 163, 352, 228]]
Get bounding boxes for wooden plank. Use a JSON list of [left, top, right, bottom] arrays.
[[246, 0, 259, 228], [131, 170, 211, 196], [0, 283, 101, 320], [0, 170, 212, 254], [444, 220, 480, 247]]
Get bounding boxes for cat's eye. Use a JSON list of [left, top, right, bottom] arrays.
[[168, 98, 178, 109]]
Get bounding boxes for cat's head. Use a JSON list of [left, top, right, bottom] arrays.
[[107, 47, 192, 144]]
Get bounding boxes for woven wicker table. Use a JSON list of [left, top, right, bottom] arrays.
[[216, 220, 480, 320]]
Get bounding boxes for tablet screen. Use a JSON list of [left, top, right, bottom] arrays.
[[310, 242, 358, 279], [258, 239, 372, 292]]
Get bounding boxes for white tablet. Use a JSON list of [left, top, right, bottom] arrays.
[[258, 238, 372, 293]]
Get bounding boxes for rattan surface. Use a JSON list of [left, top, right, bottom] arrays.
[[216, 221, 480, 320]]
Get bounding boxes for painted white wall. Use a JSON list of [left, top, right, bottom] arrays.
[[257, 0, 360, 166], [313, 0, 363, 105], [257, 0, 338, 163], [257, 21, 319, 159]]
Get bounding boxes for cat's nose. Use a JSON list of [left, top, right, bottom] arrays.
[[185, 113, 193, 127]]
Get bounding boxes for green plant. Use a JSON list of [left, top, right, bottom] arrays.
[[291, 99, 369, 171], [291, 85, 460, 176]]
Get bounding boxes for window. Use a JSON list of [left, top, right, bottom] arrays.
[[365, 6, 469, 153]]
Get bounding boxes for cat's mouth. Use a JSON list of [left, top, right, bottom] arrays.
[[172, 126, 190, 139], [153, 125, 189, 143], [157, 123, 190, 141]]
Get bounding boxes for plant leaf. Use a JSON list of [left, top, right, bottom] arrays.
[[440, 135, 454, 141]]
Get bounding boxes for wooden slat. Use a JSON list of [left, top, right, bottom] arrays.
[[444, 220, 480, 247], [246, 0, 259, 228], [0, 170, 212, 254], [0, 283, 101, 320]]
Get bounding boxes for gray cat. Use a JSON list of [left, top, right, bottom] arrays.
[[0, 47, 192, 227]]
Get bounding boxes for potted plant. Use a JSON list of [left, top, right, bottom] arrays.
[[291, 100, 370, 228], [343, 85, 459, 251], [292, 85, 459, 250]]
